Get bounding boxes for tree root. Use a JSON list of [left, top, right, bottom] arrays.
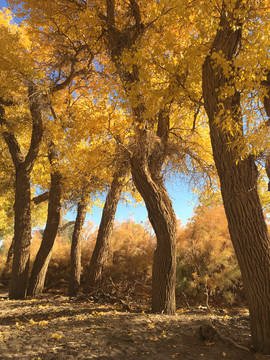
[[199, 323, 250, 352]]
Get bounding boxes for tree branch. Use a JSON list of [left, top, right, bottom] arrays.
[[0, 105, 24, 167], [58, 221, 76, 234], [24, 83, 44, 172], [32, 192, 50, 205], [129, 0, 143, 32]]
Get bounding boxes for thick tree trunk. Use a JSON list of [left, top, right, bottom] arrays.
[[131, 154, 177, 315], [9, 168, 32, 299], [202, 4, 270, 353], [68, 200, 87, 297], [84, 166, 126, 292], [104, 1, 176, 314], [27, 163, 62, 297], [1, 84, 43, 299]]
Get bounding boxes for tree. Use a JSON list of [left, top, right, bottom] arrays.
[[202, 1, 270, 353], [84, 156, 128, 291], [1, 87, 43, 299], [69, 193, 88, 297], [27, 142, 62, 296], [101, 0, 178, 314], [7, 0, 214, 313]]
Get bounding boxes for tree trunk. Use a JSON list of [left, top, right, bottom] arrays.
[[84, 166, 126, 292], [0, 237, 14, 282], [202, 4, 270, 353], [27, 152, 62, 296], [131, 153, 177, 315], [0, 84, 43, 299], [104, 1, 176, 314], [9, 167, 32, 299], [68, 199, 87, 297]]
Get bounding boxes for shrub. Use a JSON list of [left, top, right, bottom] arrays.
[[176, 205, 242, 305]]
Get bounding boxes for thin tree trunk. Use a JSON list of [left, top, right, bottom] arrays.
[[0, 237, 14, 282], [202, 3, 270, 353], [27, 145, 62, 297], [84, 165, 126, 292], [68, 199, 87, 297], [131, 153, 177, 315]]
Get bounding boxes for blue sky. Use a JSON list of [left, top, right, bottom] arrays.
[[67, 179, 197, 227], [0, 0, 197, 227], [0, 0, 8, 10]]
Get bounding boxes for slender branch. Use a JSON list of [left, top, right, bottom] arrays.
[[0, 106, 24, 167], [58, 221, 76, 233]]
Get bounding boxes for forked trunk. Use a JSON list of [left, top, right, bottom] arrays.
[[1, 84, 43, 299], [202, 5, 270, 353], [27, 167, 62, 296], [104, 0, 176, 314], [84, 166, 126, 292], [9, 167, 32, 299], [131, 154, 176, 314], [68, 200, 87, 297]]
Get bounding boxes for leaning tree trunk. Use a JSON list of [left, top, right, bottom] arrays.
[[202, 4, 270, 353], [84, 165, 126, 292], [103, 0, 177, 314], [68, 199, 88, 297], [0, 237, 14, 282], [131, 152, 177, 315], [27, 146, 62, 297]]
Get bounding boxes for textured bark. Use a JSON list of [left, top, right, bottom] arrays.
[[263, 71, 270, 190], [68, 199, 87, 297], [103, 0, 177, 314], [9, 168, 32, 299], [0, 84, 43, 299], [131, 151, 176, 314], [202, 4, 270, 353], [27, 146, 62, 297], [84, 165, 126, 292]]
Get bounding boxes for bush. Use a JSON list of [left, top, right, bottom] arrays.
[[176, 205, 243, 305], [104, 220, 155, 282]]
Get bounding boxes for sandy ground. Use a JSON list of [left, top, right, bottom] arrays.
[[1, 291, 270, 360]]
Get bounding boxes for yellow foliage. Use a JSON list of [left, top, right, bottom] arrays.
[[176, 205, 242, 304]]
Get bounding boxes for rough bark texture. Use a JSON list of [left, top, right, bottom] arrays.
[[103, 0, 177, 314], [131, 149, 177, 314], [27, 144, 62, 297], [202, 3, 270, 353], [9, 168, 32, 299], [84, 165, 126, 292], [0, 84, 43, 299], [263, 71, 270, 190], [68, 199, 87, 297]]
